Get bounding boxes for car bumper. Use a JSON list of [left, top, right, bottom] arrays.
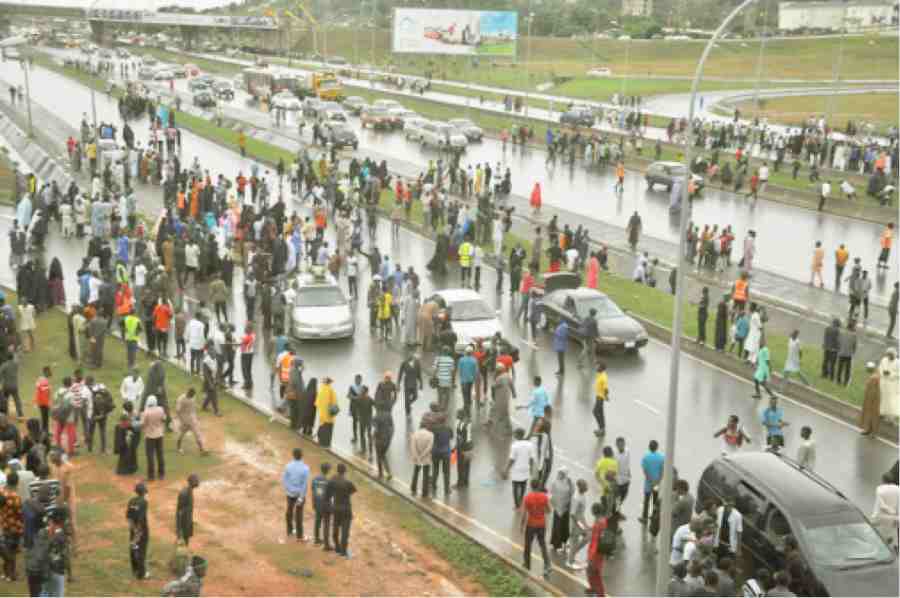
[[596, 337, 649, 351], [292, 324, 355, 340]]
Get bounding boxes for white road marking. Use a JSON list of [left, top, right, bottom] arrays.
[[633, 399, 662, 415]]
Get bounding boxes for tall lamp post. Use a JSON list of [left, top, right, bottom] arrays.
[[524, 11, 534, 117], [654, 0, 758, 594]]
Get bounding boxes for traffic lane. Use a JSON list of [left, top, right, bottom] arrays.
[[6, 208, 896, 595], [26, 53, 895, 305], [14, 51, 899, 523]]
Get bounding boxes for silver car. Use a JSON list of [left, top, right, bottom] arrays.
[[448, 118, 483, 142], [420, 121, 468, 150], [290, 270, 355, 340]]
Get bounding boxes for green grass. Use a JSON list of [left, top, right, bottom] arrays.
[[0, 147, 14, 206], [732, 92, 900, 131]]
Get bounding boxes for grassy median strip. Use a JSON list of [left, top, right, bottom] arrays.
[[37, 53, 868, 408]]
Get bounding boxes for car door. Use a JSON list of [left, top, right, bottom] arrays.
[[734, 480, 772, 568]]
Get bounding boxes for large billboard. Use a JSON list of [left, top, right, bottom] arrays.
[[392, 9, 518, 56]]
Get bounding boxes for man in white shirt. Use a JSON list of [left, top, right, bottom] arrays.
[[185, 241, 200, 286], [840, 179, 857, 200], [714, 498, 743, 560], [565, 247, 579, 271], [615, 436, 632, 508], [818, 180, 831, 211], [187, 314, 207, 376], [472, 245, 484, 289], [503, 428, 535, 509], [758, 162, 769, 192], [88, 272, 103, 304], [119, 368, 144, 407], [133, 262, 147, 313], [872, 472, 899, 549], [795, 425, 816, 471], [566, 479, 590, 569], [346, 251, 360, 300]]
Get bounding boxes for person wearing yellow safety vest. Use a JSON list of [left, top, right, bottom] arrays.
[[458, 237, 474, 288], [123, 310, 143, 371]]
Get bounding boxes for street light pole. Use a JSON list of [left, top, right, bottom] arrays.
[[524, 12, 533, 117], [751, 5, 770, 120], [826, 5, 848, 126], [654, 0, 758, 595]]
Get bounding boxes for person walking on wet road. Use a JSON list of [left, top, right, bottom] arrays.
[[696, 287, 709, 345], [810, 241, 824, 288], [521, 478, 552, 579], [626, 212, 641, 252], [762, 397, 789, 450], [638, 440, 664, 525], [567, 478, 590, 570], [410, 421, 434, 499], [834, 244, 849, 293], [504, 427, 534, 509], [593, 362, 609, 438], [752, 339, 776, 400]]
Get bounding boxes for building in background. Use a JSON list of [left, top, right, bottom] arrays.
[[778, 0, 899, 32], [623, 0, 655, 18]]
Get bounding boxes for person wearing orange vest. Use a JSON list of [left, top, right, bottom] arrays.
[[274, 347, 295, 407], [878, 223, 894, 270], [731, 272, 750, 317], [615, 162, 625, 194], [810, 241, 825, 288], [834, 244, 850, 293], [115, 283, 134, 336]]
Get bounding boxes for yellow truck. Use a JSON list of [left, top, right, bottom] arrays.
[[296, 70, 342, 101]]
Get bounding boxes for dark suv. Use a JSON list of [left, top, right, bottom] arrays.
[[559, 107, 595, 128], [697, 452, 898, 597]]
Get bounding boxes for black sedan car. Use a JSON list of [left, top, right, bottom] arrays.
[[535, 272, 648, 352], [324, 123, 358, 150], [193, 91, 217, 109]]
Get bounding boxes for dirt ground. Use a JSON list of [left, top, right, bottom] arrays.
[[70, 419, 486, 597]]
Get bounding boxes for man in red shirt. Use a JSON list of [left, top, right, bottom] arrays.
[[520, 478, 551, 578], [33, 366, 52, 433], [586, 502, 611, 596], [153, 299, 174, 359]]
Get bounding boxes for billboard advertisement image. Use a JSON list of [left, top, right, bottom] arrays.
[[392, 9, 518, 56]]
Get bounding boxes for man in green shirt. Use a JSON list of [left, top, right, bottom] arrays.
[[123, 311, 143, 370]]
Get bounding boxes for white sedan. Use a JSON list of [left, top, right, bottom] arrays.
[[272, 93, 302, 111]]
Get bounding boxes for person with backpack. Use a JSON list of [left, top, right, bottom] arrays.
[[51, 377, 77, 457], [85, 377, 113, 454], [714, 495, 743, 561], [586, 502, 619, 596]]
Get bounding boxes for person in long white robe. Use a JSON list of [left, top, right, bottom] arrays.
[[879, 349, 900, 419], [744, 306, 763, 365], [400, 290, 420, 348]]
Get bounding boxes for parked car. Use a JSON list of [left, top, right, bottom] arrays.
[[426, 289, 508, 354], [212, 80, 234, 100], [360, 106, 392, 129], [645, 160, 704, 192], [342, 95, 367, 115], [559, 106, 595, 127], [372, 99, 403, 128], [193, 91, 217, 109], [188, 78, 211, 92], [324, 122, 359, 150], [534, 272, 648, 352], [448, 118, 484, 142], [403, 117, 429, 141], [697, 452, 898, 597], [419, 121, 467, 150]]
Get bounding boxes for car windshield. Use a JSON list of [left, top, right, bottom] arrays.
[[801, 520, 894, 568], [575, 296, 624, 319], [295, 287, 347, 308], [448, 299, 494, 321]]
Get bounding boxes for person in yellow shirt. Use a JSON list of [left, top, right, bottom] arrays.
[[377, 289, 393, 341], [594, 446, 618, 514], [315, 376, 338, 448], [593, 362, 609, 437], [834, 244, 849, 292]]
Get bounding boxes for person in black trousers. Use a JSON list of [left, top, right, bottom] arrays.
[[396, 355, 423, 417], [454, 409, 472, 489], [325, 464, 356, 558], [431, 418, 453, 496], [126, 482, 149, 580], [697, 287, 709, 345], [311, 463, 331, 548]]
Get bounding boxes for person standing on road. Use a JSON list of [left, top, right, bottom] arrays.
[[550, 468, 574, 553], [879, 349, 899, 422], [638, 440, 664, 525], [454, 409, 471, 489], [626, 212, 642, 252], [410, 422, 434, 499], [553, 320, 568, 376], [714, 293, 729, 352], [834, 244, 849, 293], [810, 241, 824, 288], [504, 428, 534, 509], [240, 323, 256, 391], [796, 426, 816, 471], [762, 397, 789, 450], [877, 223, 894, 271], [282, 448, 310, 542], [432, 347, 455, 411], [818, 179, 831, 211], [529, 183, 542, 217], [567, 479, 590, 570], [456, 347, 478, 417], [521, 478, 552, 579], [594, 446, 618, 516], [586, 503, 614, 596], [593, 362, 609, 438], [325, 463, 356, 558], [397, 353, 423, 418], [315, 377, 338, 449], [579, 308, 599, 370], [696, 287, 709, 345], [614, 437, 631, 511], [430, 415, 453, 497]]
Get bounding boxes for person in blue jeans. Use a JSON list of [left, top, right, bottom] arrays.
[[639, 440, 665, 524], [456, 347, 478, 417]]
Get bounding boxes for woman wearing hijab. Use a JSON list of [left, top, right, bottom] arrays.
[[300, 378, 318, 437], [114, 401, 140, 475], [48, 258, 66, 307]]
